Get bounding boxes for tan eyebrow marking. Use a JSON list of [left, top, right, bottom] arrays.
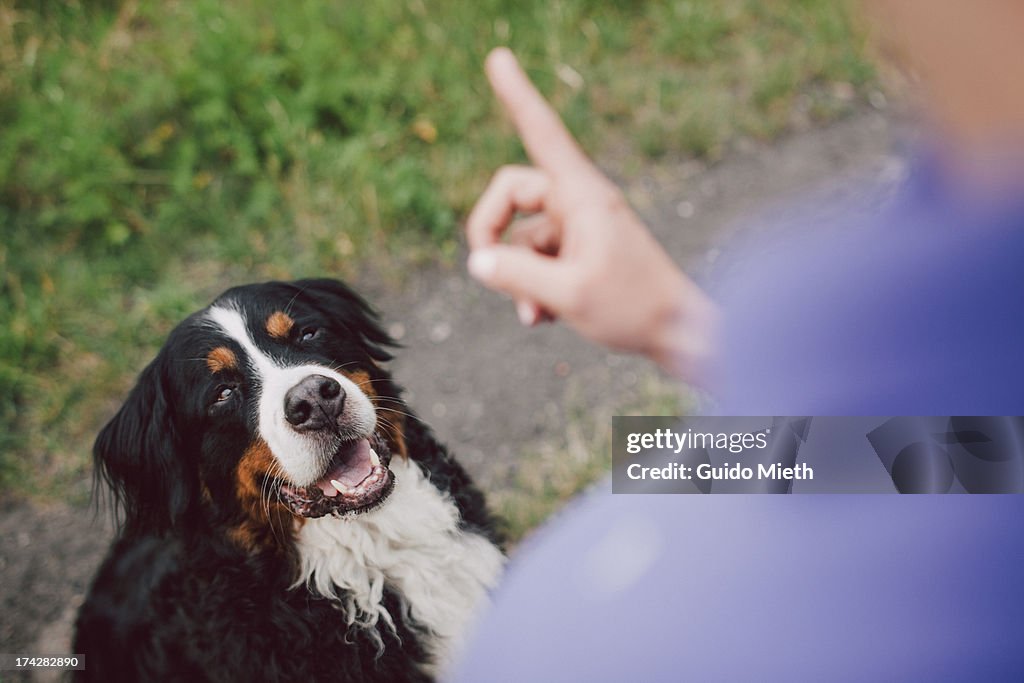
[[206, 346, 238, 373], [266, 311, 294, 340]]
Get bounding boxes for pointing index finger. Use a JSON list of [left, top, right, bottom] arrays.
[[485, 47, 594, 179]]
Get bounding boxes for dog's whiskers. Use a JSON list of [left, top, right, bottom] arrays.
[[259, 461, 288, 546]]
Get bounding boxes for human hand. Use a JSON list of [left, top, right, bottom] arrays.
[[465, 48, 717, 382]]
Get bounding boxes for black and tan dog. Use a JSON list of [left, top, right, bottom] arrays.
[[75, 279, 504, 682]]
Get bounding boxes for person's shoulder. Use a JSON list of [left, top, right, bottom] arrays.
[[712, 154, 1024, 414]]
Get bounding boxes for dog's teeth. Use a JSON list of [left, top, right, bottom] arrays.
[[369, 448, 381, 467], [331, 479, 350, 494], [323, 485, 339, 498]]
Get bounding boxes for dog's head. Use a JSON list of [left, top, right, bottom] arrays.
[[96, 279, 407, 548]]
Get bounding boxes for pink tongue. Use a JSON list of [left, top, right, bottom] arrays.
[[316, 439, 373, 495]]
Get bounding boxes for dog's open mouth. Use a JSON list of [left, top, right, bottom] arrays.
[[279, 432, 394, 518]]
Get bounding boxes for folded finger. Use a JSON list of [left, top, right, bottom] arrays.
[[506, 213, 561, 256], [466, 165, 549, 250], [467, 245, 579, 314]]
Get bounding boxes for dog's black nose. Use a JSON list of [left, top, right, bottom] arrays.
[[284, 375, 345, 431]]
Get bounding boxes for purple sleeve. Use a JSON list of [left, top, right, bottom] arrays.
[[449, 491, 1024, 682]]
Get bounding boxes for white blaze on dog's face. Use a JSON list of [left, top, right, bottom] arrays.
[[206, 305, 377, 485], [194, 280, 406, 524]]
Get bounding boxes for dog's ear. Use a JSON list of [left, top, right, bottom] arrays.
[[292, 278, 398, 362], [94, 358, 196, 537]]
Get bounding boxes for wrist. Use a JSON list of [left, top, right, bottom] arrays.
[[646, 277, 719, 386]]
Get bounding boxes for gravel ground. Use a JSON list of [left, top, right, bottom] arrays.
[[0, 109, 907, 681]]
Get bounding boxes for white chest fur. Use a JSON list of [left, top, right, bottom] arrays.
[[294, 456, 505, 673]]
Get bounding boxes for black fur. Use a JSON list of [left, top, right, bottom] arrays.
[[75, 279, 501, 682]]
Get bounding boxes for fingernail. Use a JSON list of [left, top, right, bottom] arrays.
[[516, 301, 537, 326], [468, 250, 497, 280]]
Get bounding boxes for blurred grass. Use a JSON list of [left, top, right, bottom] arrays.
[[0, 0, 875, 498], [493, 375, 693, 545]]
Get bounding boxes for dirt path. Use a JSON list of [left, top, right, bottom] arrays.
[[0, 109, 906, 677]]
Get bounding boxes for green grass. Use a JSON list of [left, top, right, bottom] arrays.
[[0, 0, 874, 499]]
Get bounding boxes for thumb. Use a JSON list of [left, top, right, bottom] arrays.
[[467, 246, 576, 313]]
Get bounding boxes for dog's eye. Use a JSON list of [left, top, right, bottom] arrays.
[[215, 386, 236, 402], [299, 327, 319, 343]]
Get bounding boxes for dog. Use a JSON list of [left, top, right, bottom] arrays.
[[74, 279, 505, 682]]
